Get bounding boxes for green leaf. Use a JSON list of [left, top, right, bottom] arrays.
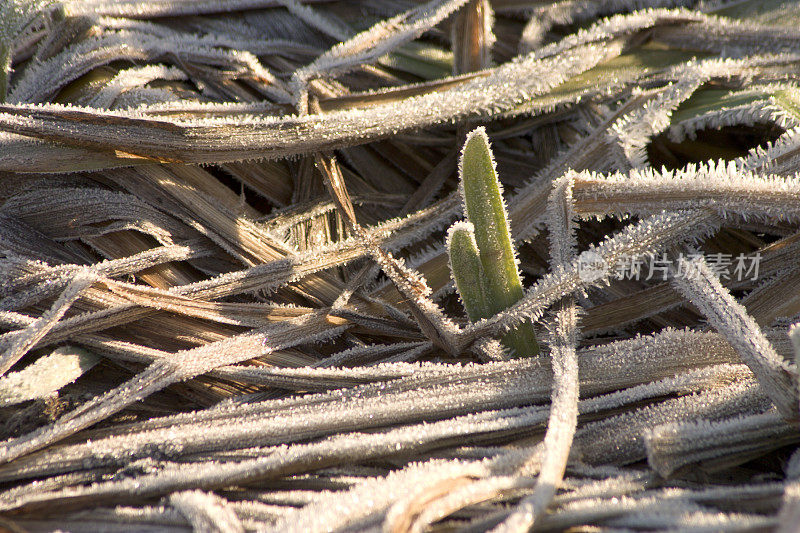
[[774, 88, 800, 121], [709, 0, 800, 26], [447, 221, 491, 322], [670, 87, 772, 124], [459, 127, 520, 314], [456, 127, 539, 357], [379, 41, 453, 80]]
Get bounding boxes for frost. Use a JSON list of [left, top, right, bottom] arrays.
[[471, 209, 719, 338], [741, 125, 800, 175], [88, 65, 188, 109], [607, 57, 792, 169], [292, 0, 471, 110], [0, 269, 96, 375], [2, 2, 800, 530], [670, 253, 799, 420], [0, 36, 618, 168], [0, 345, 98, 406], [644, 409, 798, 477], [169, 490, 244, 533], [778, 449, 800, 533], [571, 163, 800, 223], [493, 174, 581, 532]]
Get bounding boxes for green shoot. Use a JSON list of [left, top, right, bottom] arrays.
[[449, 127, 539, 357], [446, 221, 491, 322]]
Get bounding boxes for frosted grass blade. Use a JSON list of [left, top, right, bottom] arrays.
[[493, 174, 580, 532], [0, 346, 98, 407], [670, 253, 799, 421]]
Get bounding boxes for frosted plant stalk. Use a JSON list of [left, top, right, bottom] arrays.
[[169, 490, 244, 533], [644, 409, 798, 477], [571, 162, 800, 223], [493, 174, 580, 532], [0, 346, 98, 406], [450, 127, 539, 357], [670, 253, 799, 421], [0, 269, 96, 375]]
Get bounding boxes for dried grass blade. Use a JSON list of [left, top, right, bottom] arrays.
[[0, 346, 99, 407], [0, 312, 347, 463], [0, 333, 759, 485], [67, 0, 334, 18], [670, 253, 799, 421], [742, 126, 800, 175], [0, 269, 96, 375], [575, 378, 771, 466], [571, 163, 800, 223], [644, 409, 799, 477], [653, 16, 800, 55], [452, 0, 494, 74], [169, 490, 244, 533], [493, 175, 580, 532], [314, 152, 357, 227], [0, 40, 620, 168]]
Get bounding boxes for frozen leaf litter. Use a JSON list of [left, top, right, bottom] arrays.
[[0, 0, 800, 531]]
